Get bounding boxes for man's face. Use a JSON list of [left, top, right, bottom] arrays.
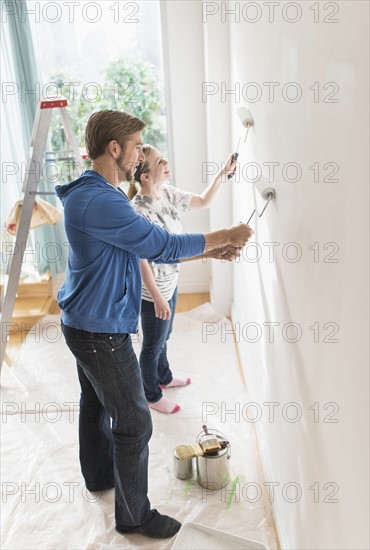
[[116, 132, 145, 181]]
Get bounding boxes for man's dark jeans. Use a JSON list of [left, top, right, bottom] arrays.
[[139, 288, 178, 403], [61, 322, 153, 531]]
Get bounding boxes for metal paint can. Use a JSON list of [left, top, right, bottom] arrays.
[[173, 449, 193, 480], [196, 429, 231, 490]]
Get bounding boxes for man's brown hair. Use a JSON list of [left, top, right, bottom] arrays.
[[85, 110, 146, 160]]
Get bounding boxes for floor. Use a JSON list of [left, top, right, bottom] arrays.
[[4, 293, 211, 367], [1, 296, 279, 549]]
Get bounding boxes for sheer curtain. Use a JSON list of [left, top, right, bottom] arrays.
[[1, 11, 30, 276], [0, 16, 28, 231], [1, 1, 67, 277]]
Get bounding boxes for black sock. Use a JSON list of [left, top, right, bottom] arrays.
[[116, 509, 181, 539]]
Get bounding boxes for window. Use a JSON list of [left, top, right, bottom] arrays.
[[28, 0, 169, 162], [1, 1, 170, 280]]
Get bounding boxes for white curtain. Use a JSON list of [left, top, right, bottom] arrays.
[[0, 19, 29, 274], [0, 19, 28, 230]]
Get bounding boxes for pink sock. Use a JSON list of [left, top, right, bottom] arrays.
[[160, 377, 191, 389], [148, 397, 180, 414]]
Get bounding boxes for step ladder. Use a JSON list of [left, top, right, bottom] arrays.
[[1, 98, 83, 371]]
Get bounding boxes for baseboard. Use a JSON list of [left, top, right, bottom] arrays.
[[209, 299, 231, 317], [231, 300, 286, 550]]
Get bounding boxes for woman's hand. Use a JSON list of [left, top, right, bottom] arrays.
[[221, 153, 237, 177], [154, 295, 171, 320]]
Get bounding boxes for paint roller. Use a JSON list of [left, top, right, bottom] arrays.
[[247, 176, 276, 224], [228, 107, 254, 180], [228, 107, 276, 222]]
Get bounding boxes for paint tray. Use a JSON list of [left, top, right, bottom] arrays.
[[172, 522, 268, 549]]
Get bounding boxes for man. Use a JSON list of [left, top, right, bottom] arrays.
[[56, 110, 253, 539]]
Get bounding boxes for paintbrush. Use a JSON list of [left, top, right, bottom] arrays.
[[175, 438, 222, 460], [176, 440, 230, 460]]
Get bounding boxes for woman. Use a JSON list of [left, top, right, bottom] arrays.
[[130, 146, 236, 414]]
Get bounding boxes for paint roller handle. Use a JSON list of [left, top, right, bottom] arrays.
[[227, 152, 239, 179]]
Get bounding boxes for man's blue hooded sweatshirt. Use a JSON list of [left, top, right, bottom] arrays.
[[56, 171, 205, 334]]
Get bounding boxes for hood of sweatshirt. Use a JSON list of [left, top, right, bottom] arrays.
[[55, 170, 111, 204]]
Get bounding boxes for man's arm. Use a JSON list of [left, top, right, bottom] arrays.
[[181, 244, 243, 263], [85, 191, 253, 262], [203, 224, 253, 255]]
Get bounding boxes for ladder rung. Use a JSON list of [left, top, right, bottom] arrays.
[[41, 98, 68, 109], [29, 192, 56, 196]]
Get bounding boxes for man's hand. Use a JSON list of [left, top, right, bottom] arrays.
[[203, 244, 243, 262], [227, 223, 254, 247], [204, 223, 254, 256]]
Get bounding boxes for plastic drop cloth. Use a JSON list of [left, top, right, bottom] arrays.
[[0, 305, 278, 549]]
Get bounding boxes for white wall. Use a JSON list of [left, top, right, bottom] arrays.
[[202, 6, 233, 314], [161, 1, 211, 295], [162, 3, 369, 546], [161, 1, 233, 311], [226, 1, 369, 549]]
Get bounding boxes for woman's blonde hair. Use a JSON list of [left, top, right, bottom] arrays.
[[128, 144, 154, 200]]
